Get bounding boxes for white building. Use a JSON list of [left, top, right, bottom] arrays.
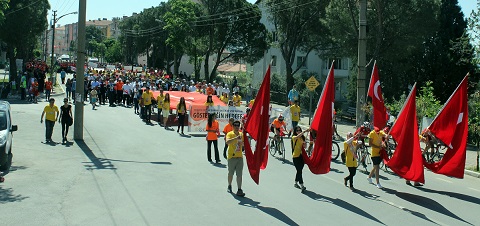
[[249, 0, 352, 101]]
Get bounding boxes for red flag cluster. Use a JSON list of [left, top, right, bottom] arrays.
[[368, 63, 468, 182]]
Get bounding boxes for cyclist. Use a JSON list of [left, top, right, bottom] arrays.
[[354, 121, 371, 148], [420, 128, 436, 162], [270, 114, 287, 155]]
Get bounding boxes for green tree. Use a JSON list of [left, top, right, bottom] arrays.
[[199, 0, 268, 82], [163, 0, 197, 77], [416, 81, 442, 121], [412, 0, 477, 102], [105, 39, 124, 63], [266, 0, 331, 93], [326, 0, 440, 100], [86, 25, 105, 56], [0, 0, 50, 80], [0, 0, 9, 24]]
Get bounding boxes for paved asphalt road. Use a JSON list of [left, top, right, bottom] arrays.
[[0, 93, 479, 226]]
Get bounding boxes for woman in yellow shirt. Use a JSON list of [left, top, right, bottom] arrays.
[[220, 93, 229, 104], [162, 93, 171, 129], [367, 127, 387, 189], [204, 95, 214, 107], [176, 97, 187, 134], [291, 126, 310, 191], [343, 132, 359, 190]]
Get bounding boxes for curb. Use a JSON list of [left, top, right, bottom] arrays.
[[465, 169, 480, 178]]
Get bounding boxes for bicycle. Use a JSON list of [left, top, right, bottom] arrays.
[[269, 129, 286, 162], [380, 138, 396, 172], [304, 133, 340, 161], [422, 141, 446, 163], [356, 141, 371, 173]]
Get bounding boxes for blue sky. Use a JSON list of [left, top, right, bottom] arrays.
[[48, 0, 476, 27]]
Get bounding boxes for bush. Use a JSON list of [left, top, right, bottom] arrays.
[[270, 73, 287, 105]]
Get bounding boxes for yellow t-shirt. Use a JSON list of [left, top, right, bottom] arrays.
[[142, 91, 154, 105], [220, 95, 228, 104], [43, 105, 59, 122], [157, 94, 165, 109], [227, 131, 243, 159], [233, 95, 242, 106], [291, 135, 305, 158], [343, 141, 358, 167], [204, 102, 214, 107], [368, 130, 386, 157], [176, 103, 186, 114], [162, 101, 170, 111], [290, 105, 301, 122]]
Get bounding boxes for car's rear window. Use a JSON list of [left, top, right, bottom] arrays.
[[0, 111, 7, 131]]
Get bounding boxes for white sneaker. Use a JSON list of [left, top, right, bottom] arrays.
[[367, 177, 373, 184], [377, 183, 383, 189]]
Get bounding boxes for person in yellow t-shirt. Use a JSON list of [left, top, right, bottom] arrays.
[[41, 98, 59, 143], [157, 89, 165, 125], [291, 126, 310, 191], [343, 132, 359, 190], [367, 127, 387, 189], [289, 101, 301, 137], [226, 120, 245, 196], [176, 97, 187, 134], [141, 87, 154, 123], [232, 92, 242, 107], [220, 93, 229, 104], [204, 95, 214, 107], [162, 93, 171, 129]]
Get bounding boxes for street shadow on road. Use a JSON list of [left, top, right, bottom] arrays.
[[329, 167, 344, 174], [0, 186, 29, 204], [76, 140, 116, 170], [97, 158, 172, 165], [233, 195, 299, 226], [211, 162, 226, 168], [179, 133, 192, 138], [302, 190, 384, 225], [1, 165, 28, 176], [382, 187, 472, 225], [415, 187, 480, 206]]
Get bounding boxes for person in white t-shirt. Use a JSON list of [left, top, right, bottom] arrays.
[[224, 86, 230, 98], [122, 80, 132, 106], [217, 85, 223, 97]]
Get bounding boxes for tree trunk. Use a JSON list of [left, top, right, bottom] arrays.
[[7, 45, 17, 82], [286, 65, 294, 96]]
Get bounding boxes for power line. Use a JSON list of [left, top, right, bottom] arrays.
[[4, 0, 43, 16]]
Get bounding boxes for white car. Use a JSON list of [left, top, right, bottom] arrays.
[[0, 101, 17, 171]]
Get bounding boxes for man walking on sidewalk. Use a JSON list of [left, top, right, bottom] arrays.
[[40, 98, 59, 143]]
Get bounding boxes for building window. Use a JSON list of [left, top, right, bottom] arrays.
[[271, 55, 277, 66], [327, 58, 343, 70], [297, 56, 307, 69], [272, 31, 278, 42]]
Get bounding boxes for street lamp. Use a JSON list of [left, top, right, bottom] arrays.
[[50, 11, 77, 85]]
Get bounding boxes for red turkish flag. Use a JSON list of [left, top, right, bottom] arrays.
[[244, 65, 271, 184], [367, 61, 388, 129], [387, 84, 425, 184], [424, 75, 468, 178], [302, 63, 335, 174]]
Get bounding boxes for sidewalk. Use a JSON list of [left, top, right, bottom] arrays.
[[269, 102, 480, 179]]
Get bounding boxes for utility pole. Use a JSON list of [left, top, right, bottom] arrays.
[[74, 0, 86, 140], [356, 0, 367, 127], [50, 10, 57, 85]]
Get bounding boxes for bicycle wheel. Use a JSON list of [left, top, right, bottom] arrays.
[[269, 138, 276, 157], [331, 141, 340, 161]]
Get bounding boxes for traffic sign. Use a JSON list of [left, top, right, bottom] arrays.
[[305, 76, 320, 91]]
